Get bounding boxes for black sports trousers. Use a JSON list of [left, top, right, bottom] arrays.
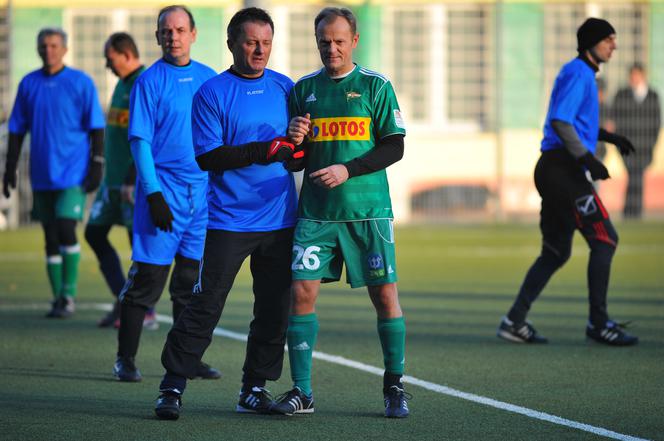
[[118, 254, 199, 358], [162, 227, 293, 384], [508, 149, 618, 327]]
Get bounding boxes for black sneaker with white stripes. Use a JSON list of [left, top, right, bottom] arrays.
[[384, 385, 411, 418], [236, 387, 274, 414], [497, 316, 548, 344], [586, 320, 638, 346], [155, 391, 182, 420], [113, 356, 142, 382], [271, 387, 314, 416]]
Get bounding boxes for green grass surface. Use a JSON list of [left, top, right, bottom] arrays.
[[1, 223, 663, 441]]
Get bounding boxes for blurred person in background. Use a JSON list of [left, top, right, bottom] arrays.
[[85, 32, 162, 330], [3, 28, 105, 318], [497, 18, 638, 347], [612, 63, 661, 219]]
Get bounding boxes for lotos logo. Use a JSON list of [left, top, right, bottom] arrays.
[[108, 107, 129, 128], [308, 117, 371, 142]]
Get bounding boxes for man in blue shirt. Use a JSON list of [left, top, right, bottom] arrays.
[[155, 7, 300, 420], [497, 18, 638, 346], [113, 5, 220, 382], [3, 28, 105, 318]]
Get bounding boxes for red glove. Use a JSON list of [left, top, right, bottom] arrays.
[[266, 137, 296, 162]]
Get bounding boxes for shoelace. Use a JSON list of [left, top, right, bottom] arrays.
[[118, 357, 137, 371], [158, 392, 182, 406], [274, 388, 299, 404], [599, 320, 632, 336], [612, 320, 632, 329], [249, 387, 274, 402], [386, 386, 413, 402]]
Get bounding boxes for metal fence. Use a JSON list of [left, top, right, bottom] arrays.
[[1, 1, 662, 227]]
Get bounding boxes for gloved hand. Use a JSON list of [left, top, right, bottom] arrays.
[[2, 161, 17, 198], [579, 152, 610, 181], [83, 158, 104, 193], [266, 137, 296, 162], [250, 137, 297, 165], [602, 131, 635, 156], [147, 191, 174, 232], [285, 144, 307, 172]]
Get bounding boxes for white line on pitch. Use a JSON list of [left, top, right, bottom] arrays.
[[1, 303, 650, 441], [2, 243, 663, 262], [152, 312, 649, 441]]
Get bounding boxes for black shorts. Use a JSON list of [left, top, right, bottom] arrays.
[[535, 149, 616, 249]]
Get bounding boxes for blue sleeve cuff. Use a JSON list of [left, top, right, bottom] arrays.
[[130, 138, 161, 195]]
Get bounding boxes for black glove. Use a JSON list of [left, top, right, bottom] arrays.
[[258, 137, 296, 164], [599, 130, 635, 156], [3, 133, 23, 199], [147, 191, 174, 232], [3, 160, 17, 198], [83, 158, 104, 193], [614, 135, 635, 156], [579, 152, 610, 181], [284, 144, 307, 172]]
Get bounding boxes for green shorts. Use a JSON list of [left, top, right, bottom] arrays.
[[87, 185, 134, 228], [32, 186, 86, 223], [292, 219, 398, 288]]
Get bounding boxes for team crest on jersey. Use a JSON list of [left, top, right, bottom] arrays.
[[575, 194, 597, 216], [308, 117, 371, 142], [346, 91, 361, 101], [367, 253, 385, 278], [393, 109, 405, 129]]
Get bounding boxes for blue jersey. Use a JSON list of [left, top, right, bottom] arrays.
[[128, 59, 216, 182], [541, 58, 599, 153], [192, 69, 298, 232], [8, 67, 105, 190]]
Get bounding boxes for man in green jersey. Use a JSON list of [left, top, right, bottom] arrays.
[[272, 7, 409, 418], [84, 33, 154, 328]]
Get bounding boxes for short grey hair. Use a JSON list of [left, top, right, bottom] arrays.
[[37, 27, 68, 47], [314, 7, 357, 35]]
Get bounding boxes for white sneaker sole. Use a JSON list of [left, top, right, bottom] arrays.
[[497, 329, 527, 343]]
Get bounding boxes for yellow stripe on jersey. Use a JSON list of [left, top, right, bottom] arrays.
[[107, 107, 129, 128], [308, 117, 371, 142]]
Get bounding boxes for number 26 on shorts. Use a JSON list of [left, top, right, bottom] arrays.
[[292, 245, 321, 270]]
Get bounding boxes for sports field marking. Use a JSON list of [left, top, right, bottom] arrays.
[[153, 311, 649, 441], [1, 303, 650, 441], [2, 243, 663, 262]]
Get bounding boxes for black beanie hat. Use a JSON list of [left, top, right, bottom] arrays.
[[577, 18, 616, 53]]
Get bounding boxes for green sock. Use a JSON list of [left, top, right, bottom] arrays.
[[46, 256, 63, 299], [287, 313, 318, 396], [377, 316, 406, 375], [60, 244, 81, 298]]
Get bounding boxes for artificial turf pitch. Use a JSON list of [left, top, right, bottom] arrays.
[[1, 222, 662, 441]]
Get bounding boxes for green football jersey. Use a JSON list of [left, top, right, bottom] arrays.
[[290, 65, 406, 221], [103, 66, 144, 188]]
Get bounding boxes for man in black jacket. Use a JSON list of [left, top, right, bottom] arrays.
[[612, 63, 661, 219]]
